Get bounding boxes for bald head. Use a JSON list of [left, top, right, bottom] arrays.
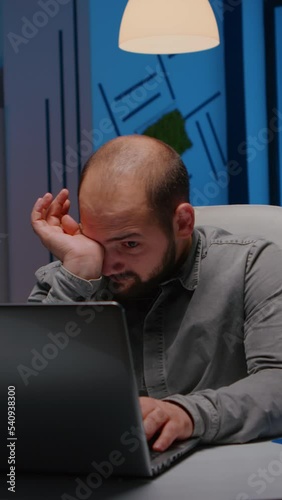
[[79, 135, 181, 189], [78, 135, 190, 234]]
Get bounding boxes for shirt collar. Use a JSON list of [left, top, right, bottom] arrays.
[[161, 229, 202, 291]]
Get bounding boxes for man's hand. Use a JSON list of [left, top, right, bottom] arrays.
[[31, 189, 104, 280], [139, 397, 194, 452]]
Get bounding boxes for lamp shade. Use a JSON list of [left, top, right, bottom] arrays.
[[119, 0, 220, 54]]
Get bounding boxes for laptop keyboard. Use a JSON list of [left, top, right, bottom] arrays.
[[149, 449, 162, 461], [149, 437, 201, 475]]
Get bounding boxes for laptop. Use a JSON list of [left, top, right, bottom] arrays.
[[0, 302, 200, 477]]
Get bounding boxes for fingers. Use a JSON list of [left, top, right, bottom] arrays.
[[152, 421, 178, 452], [31, 189, 70, 227], [143, 406, 168, 442], [31, 193, 53, 224], [46, 189, 70, 220], [61, 214, 81, 236], [142, 406, 177, 451], [140, 397, 194, 452], [61, 199, 71, 217]]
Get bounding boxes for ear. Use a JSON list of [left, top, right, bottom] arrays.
[[172, 203, 194, 238]]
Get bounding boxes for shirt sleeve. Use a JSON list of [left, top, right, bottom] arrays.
[[28, 261, 104, 303], [164, 240, 282, 443]]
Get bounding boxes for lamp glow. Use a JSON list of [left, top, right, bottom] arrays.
[[119, 0, 220, 54]]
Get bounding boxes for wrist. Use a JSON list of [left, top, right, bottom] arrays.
[[164, 400, 195, 436], [63, 257, 102, 281]]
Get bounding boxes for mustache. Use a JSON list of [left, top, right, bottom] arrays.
[[110, 272, 138, 279]]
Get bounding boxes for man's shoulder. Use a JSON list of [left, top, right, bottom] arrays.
[[195, 225, 282, 276], [196, 225, 269, 249]]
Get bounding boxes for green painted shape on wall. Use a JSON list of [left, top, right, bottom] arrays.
[[143, 109, 192, 155]]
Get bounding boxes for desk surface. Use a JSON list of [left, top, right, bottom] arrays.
[[1, 439, 282, 500]]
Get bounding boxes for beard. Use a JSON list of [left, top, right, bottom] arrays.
[[109, 238, 177, 300]]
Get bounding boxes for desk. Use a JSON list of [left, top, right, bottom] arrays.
[[1, 440, 282, 500]]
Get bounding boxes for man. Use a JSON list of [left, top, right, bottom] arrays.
[[30, 135, 282, 453]]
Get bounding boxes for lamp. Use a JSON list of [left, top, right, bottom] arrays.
[[119, 0, 220, 54]]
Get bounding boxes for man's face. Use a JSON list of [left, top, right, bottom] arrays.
[[79, 183, 178, 299], [80, 212, 177, 299]]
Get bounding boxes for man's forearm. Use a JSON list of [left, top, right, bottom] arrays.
[[164, 368, 282, 443], [28, 262, 102, 303]]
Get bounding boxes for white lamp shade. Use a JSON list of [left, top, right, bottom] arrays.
[[119, 0, 220, 54]]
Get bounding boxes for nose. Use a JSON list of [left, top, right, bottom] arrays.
[[101, 252, 125, 276]]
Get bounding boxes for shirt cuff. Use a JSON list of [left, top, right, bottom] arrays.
[[163, 393, 220, 442], [61, 265, 102, 285], [46, 265, 103, 303]]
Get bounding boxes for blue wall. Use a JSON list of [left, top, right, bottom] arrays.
[[88, 0, 282, 207], [275, 6, 282, 205], [0, 0, 3, 68], [242, 0, 269, 204], [89, 0, 228, 207]]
